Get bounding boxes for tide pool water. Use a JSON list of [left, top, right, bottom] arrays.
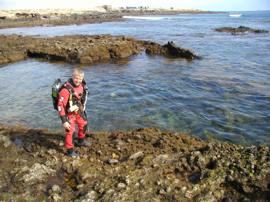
[[0, 11, 269, 145]]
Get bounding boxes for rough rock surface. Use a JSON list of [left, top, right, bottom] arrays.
[[0, 124, 269, 201], [215, 26, 269, 35], [0, 12, 124, 29], [0, 34, 198, 66], [141, 41, 199, 60]]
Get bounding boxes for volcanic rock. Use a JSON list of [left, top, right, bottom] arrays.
[[0, 124, 269, 201], [141, 41, 199, 59], [215, 26, 269, 35], [0, 35, 199, 66]]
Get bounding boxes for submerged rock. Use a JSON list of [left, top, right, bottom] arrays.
[[215, 26, 269, 35]]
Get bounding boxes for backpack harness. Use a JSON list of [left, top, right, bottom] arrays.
[[52, 79, 88, 112]]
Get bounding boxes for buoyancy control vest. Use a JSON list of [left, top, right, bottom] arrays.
[[51, 78, 88, 111]]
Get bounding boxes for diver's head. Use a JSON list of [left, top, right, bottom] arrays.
[[72, 68, 84, 86]]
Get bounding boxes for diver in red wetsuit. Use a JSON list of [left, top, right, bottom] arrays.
[[58, 68, 90, 157]]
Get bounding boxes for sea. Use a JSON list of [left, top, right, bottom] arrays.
[[0, 11, 269, 145]]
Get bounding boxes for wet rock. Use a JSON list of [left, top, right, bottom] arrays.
[[158, 188, 167, 195], [21, 163, 56, 184], [7, 52, 26, 62], [142, 40, 199, 59], [153, 154, 172, 164], [76, 184, 84, 189], [215, 26, 269, 35], [51, 184, 61, 194], [107, 159, 119, 164], [181, 186, 187, 193], [117, 182, 126, 189], [0, 35, 199, 66], [141, 155, 153, 166], [0, 124, 270, 201], [129, 151, 144, 160], [47, 149, 57, 155], [206, 159, 218, 170], [23, 142, 36, 152], [0, 134, 12, 147], [188, 172, 202, 184], [50, 193, 62, 202], [222, 197, 233, 202], [112, 152, 119, 159], [79, 190, 98, 202], [164, 41, 199, 59], [0, 35, 139, 65], [152, 137, 165, 148]]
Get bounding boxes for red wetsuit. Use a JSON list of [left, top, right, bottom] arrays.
[[57, 79, 88, 149]]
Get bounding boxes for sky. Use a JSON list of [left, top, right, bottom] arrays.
[[0, 0, 269, 11]]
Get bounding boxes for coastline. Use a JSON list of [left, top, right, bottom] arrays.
[[0, 9, 222, 29], [0, 123, 269, 201], [0, 9, 269, 201]]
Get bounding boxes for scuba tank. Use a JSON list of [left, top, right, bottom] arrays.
[[51, 78, 62, 110]]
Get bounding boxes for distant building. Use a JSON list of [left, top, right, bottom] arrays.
[[102, 5, 112, 11], [118, 6, 151, 11], [138, 6, 150, 10], [126, 6, 138, 10]]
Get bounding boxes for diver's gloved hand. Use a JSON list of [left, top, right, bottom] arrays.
[[69, 105, 79, 112], [63, 122, 71, 131]]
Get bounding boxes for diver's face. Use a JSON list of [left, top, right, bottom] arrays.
[[72, 74, 84, 86]]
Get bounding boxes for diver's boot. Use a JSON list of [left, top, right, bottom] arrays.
[[77, 138, 91, 147], [67, 149, 79, 157]]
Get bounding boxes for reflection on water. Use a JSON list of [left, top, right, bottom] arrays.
[[0, 11, 270, 145]]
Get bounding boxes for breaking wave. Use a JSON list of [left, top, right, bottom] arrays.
[[229, 14, 242, 18], [123, 16, 165, 20]]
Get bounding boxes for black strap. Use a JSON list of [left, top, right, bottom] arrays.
[[62, 80, 88, 103], [63, 83, 74, 95]]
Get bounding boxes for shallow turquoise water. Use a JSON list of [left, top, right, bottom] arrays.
[[0, 11, 269, 145]]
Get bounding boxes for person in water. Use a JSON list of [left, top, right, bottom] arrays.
[[57, 68, 90, 157]]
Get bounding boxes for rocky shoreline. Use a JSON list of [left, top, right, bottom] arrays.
[[0, 34, 199, 66], [0, 11, 124, 29], [0, 124, 269, 201], [0, 9, 218, 29]]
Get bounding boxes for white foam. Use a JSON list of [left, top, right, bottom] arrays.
[[229, 14, 242, 18], [122, 16, 165, 20]]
